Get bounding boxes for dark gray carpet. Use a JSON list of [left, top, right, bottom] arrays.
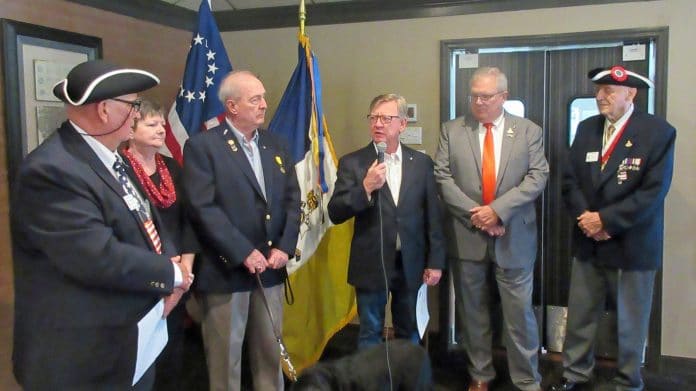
[[178, 324, 696, 390]]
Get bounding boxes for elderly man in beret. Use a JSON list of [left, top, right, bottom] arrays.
[[11, 60, 193, 390], [549, 66, 676, 391]]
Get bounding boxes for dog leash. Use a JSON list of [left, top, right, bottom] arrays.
[[254, 272, 298, 381]]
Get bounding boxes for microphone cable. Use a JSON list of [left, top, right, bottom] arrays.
[[375, 141, 394, 391]]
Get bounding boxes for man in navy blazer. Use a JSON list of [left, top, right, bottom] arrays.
[[11, 61, 192, 390], [328, 94, 445, 349], [183, 70, 300, 390], [550, 67, 676, 391]]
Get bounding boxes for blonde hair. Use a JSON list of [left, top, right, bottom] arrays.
[[369, 93, 408, 118]]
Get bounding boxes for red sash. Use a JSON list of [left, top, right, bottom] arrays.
[[601, 119, 630, 168]]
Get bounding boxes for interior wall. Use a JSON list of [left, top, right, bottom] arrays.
[[221, 0, 696, 359], [0, 1, 190, 388], [0, 6, 693, 389]]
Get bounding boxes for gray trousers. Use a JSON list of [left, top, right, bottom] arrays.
[[451, 244, 541, 391], [200, 285, 284, 391], [562, 258, 656, 391]]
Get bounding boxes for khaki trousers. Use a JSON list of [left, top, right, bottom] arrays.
[[200, 285, 284, 391]]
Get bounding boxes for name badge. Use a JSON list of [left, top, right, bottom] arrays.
[[585, 151, 599, 162], [123, 194, 140, 211]]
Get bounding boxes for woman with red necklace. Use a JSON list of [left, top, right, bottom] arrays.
[[120, 99, 198, 391]]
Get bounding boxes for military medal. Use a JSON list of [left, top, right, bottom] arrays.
[[228, 139, 238, 152]]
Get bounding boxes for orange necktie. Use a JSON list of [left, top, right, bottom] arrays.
[[481, 122, 496, 205]]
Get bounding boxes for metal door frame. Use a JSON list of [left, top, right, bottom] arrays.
[[439, 27, 669, 367]]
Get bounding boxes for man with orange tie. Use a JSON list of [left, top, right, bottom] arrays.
[[434, 67, 549, 391]]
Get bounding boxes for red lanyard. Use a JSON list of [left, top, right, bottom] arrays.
[[601, 119, 630, 167]]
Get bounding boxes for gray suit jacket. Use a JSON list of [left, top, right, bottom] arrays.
[[434, 112, 549, 268]]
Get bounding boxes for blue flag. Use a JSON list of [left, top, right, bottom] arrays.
[[268, 34, 337, 270], [272, 33, 356, 375]]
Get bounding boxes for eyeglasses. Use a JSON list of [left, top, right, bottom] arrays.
[[468, 92, 505, 103], [367, 114, 401, 124], [112, 98, 142, 112]]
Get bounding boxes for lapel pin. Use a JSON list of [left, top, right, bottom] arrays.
[[228, 140, 238, 152], [625, 140, 633, 148], [506, 127, 515, 138], [275, 155, 286, 173]]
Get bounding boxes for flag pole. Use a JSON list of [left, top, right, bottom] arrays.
[[299, 0, 306, 36]]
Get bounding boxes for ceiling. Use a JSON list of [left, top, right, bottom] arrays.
[[66, 0, 646, 31], [161, 0, 354, 11]]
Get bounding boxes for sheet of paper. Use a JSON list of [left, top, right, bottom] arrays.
[[133, 299, 168, 386], [458, 53, 479, 69], [416, 283, 430, 339], [623, 44, 646, 61]]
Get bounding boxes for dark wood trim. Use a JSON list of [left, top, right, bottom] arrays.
[[2, 19, 103, 188], [64, 0, 196, 31], [659, 355, 696, 376], [64, 0, 657, 32], [439, 27, 669, 362]]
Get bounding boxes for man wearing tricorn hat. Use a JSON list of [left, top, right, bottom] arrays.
[[11, 60, 193, 390], [549, 66, 676, 391]]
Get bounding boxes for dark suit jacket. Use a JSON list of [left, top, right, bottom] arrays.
[[182, 124, 301, 292], [562, 111, 676, 270], [11, 122, 176, 389], [327, 143, 445, 291]]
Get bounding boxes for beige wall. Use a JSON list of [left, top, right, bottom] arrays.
[[222, 0, 696, 358]]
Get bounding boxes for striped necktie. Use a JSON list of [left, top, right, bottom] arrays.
[[113, 158, 162, 254], [601, 124, 616, 171]]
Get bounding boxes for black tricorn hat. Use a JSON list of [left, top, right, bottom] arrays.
[[52, 60, 159, 106], [588, 65, 653, 89]]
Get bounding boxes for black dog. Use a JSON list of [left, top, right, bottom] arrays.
[[291, 340, 432, 391]]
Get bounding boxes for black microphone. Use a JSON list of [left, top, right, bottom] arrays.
[[376, 142, 387, 163]]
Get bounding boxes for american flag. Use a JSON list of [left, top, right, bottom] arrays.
[[163, 0, 232, 163]]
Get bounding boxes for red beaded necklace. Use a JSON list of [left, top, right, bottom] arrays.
[[122, 148, 177, 209]]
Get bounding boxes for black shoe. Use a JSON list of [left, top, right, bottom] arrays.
[[547, 378, 586, 391]]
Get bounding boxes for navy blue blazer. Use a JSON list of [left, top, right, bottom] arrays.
[[328, 143, 446, 291], [562, 111, 676, 270], [182, 124, 301, 293], [11, 122, 176, 389]]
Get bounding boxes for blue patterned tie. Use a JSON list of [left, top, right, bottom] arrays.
[[113, 158, 162, 254]]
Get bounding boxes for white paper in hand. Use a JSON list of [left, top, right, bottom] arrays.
[[133, 299, 168, 385], [416, 283, 430, 339]]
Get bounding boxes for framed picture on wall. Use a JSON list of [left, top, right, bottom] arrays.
[[2, 19, 102, 186]]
